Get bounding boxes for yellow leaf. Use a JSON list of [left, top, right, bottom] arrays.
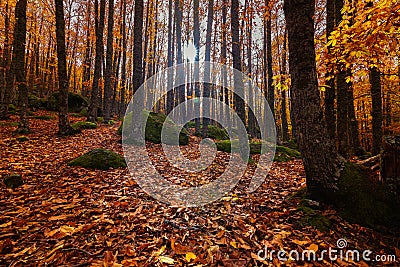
[[0, 221, 12, 228], [292, 239, 309, 246], [230, 241, 238, 248], [308, 243, 318, 252], [159, 256, 174, 264], [185, 252, 197, 262]]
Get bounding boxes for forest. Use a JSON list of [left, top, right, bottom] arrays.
[[0, 0, 399, 266]]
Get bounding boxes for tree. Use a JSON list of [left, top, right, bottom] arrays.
[[265, 0, 274, 121], [0, 2, 11, 119], [166, 0, 174, 115], [231, 0, 246, 126], [370, 66, 382, 155], [103, 0, 115, 122], [284, 0, 345, 200], [54, 0, 73, 135], [133, 0, 144, 94], [193, 0, 201, 133], [13, 0, 29, 133], [88, 0, 106, 122]]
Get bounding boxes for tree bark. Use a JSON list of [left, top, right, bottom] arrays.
[[266, 1, 274, 120], [54, 0, 73, 135], [13, 0, 29, 133], [284, 0, 345, 201], [370, 66, 382, 155], [88, 0, 106, 122], [166, 0, 174, 115], [194, 0, 201, 133], [103, 0, 115, 122], [0, 2, 11, 119]]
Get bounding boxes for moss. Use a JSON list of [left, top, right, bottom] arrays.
[[72, 121, 97, 131], [68, 148, 126, 170], [3, 174, 23, 189], [16, 136, 29, 142], [28, 94, 47, 109], [185, 121, 196, 128], [8, 104, 17, 114], [297, 203, 332, 232], [274, 146, 301, 162], [31, 115, 55, 120], [205, 125, 229, 140], [79, 108, 88, 117], [336, 162, 400, 229], [47, 92, 88, 112], [0, 121, 19, 127], [119, 111, 189, 145]]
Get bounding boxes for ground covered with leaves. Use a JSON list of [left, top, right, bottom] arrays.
[[0, 111, 399, 266]]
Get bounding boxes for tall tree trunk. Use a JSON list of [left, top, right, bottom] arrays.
[[370, 66, 382, 155], [247, 2, 257, 138], [0, 2, 11, 119], [347, 69, 363, 155], [284, 0, 345, 201], [166, 0, 174, 115], [120, 0, 127, 117], [221, 0, 231, 132], [13, 0, 29, 133], [194, 0, 201, 133], [55, 0, 73, 135], [266, 0, 274, 120], [281, 31, 289, 142], [103, 0, 115, 122], [231, 0, 246, 125], [82, 0, 92, 98], [88, 0, 106, 122], [202, 0, 214, 137], [133, 0, 144, 94], [325, 0, 336, 140]]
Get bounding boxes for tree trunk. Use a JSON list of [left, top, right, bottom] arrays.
[[266, 0, 274, 120], [231, 0, 246, 125], [337, 71, 350, 157], [325, 0, 336, 140], [202, 0, 214, 137], [88, 0, 106, 122], [194, 0, 201, 133], [281, 31, 289, 142], [13, 0, 29, 133], [0, 2, 11, 119], [133, 0, 144, 94], [247, 2, 257, 138], [166, 0, 174, 115], [55, 0, 73, 135], [221, 0, 231, 132], [370, 66, 382, 155], [284, 0, 345, 201], [103, 0, 115, 122], [381, 136, 400, 198], [120, 0, 127, 117]]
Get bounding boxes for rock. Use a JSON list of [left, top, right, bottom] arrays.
[[4, 174, 23, 189], [118, 111, 189, 145], [71, 121, 97, 131], [68, 148, 126, 170], [206, 125, 229, 140], [47, 92, 88, 113]]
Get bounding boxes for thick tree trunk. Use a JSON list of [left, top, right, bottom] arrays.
[[281, 31, 289, 142], [221, 0, 231, 132], [13, 0, 29, 133], [103, 0, 115, 122], [337, 71, 350, 157], [88, 0, 106, 122], [0, 3, 11, 119], [284, 0, 345, 201], [247, 2, 257, 138], [231, 0, 246, 126], [193, 0, 201, 133], [266, 1, 274, 120], [55, 0, 73, 135], [120, 0, 127, 117], [381, 136, 400, 198], [370, 66, 383, 155], [202, 0, 214, 138], [166, 0, 174, 115]]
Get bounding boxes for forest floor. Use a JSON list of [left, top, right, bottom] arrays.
[[0, 110, 399, 267]]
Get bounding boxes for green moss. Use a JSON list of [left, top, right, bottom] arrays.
[[68, 148, 126, 170], [8, 104, 17, 114], [274, 145, 301, 162], [297, 203, 331, 232], [3, 174, 23, 189], [72, 121, 97, 131], [47, 92, 88, 112], [79, 108, 88, 117], [119, 111, 189, 145], [31, 115, 55, 120], [0, 121, 19, 127], [28, 94, 47, 109], [336, 163, 400, 229], [206, 125, 229, 140], [16, 136, 29, 142], [185, 121, 196, 128]]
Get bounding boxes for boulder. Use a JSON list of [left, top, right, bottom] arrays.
[[68, 148, 126, 170]]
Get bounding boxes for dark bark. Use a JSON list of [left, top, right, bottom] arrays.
[[82, 1, 92, 98], [266, 1, 274, 119], [325, 0, 336, 139], [337, 71, 349, 157], [284, 0, 345, 200], [166, 0, 174, 115], [381, 136, 400, 197], [231, 0, 246, 125], [281, 31, 289, 142], [194, 0, 201, 133], [0, 2, 11, 119], [103, 0, 115, 122], [55, 0, 73, 135], [133, 0, 144, 94], [221, 0, 231, 132], [247, 2, 257, 138], [120, 0, 127, 117], [88, 0, 106, 122], [202, 0, 214, 138], [13, 0, 29, 133], [370, 66, 382, 155], [347, 70, 363, 155]]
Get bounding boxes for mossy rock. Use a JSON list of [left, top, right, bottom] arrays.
[[47, 92, 88, 113], [118, 111, 189, 145], [68, 148, 126, 170], [336, 163, 400, 229], [297, 202, 331, 232], [28, 94, 47, 109], [3, 174, 23, 189], [185, 121, 196, 128], [274, 146, 301, 162], [72, 121, 97, 131], [31, 115, 55, 120], [206, 125, 229, 140], [8, 104, 17, 114]]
